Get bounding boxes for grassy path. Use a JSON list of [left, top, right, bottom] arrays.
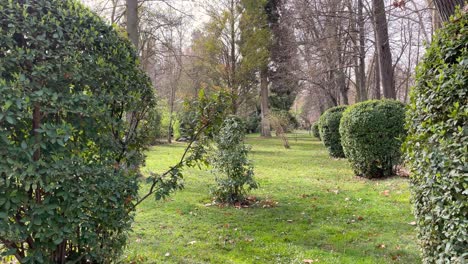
[[124, 132, 419, 263]]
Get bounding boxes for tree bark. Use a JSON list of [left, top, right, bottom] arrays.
[[168, 84, 175, 143], [230, 0, 238, 114], [126, 0, 139, 49], [260, 67, 271, 137], [373, 0, 395, 99], [357, 0, 367, 101], [125, 0, 139, 137], [433, 0, 465, 22], [374, 51, 381, 99]]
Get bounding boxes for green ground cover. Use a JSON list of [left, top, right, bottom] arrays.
[[124, 132, 419, 263]]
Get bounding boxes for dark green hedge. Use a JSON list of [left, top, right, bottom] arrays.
[[340, 100, 406, 178], [319, 106, 347, 158], [0, 0, 154, 262], [312, 121, 321, 139], [404, 10, 467, 263]]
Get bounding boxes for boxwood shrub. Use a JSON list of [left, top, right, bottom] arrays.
[[312, 121, 321, 139], [318, 106, 347, 158], [339, 100, 405, 178], [403, 10, 467, 263]]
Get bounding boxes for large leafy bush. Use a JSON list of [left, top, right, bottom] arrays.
[[340, 100, 406, 178], [0, 0, 154, 262], [318, 106, 347, 158], [404, 10, 467, 263], [211, 116, 258, 204]]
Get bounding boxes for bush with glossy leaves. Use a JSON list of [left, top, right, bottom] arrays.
[[210, 116, 258, 204], [318, 106, 347, 158], [340, 100, 406, 178], [403, 10, 467, 263], [0, 0, 154, 262]]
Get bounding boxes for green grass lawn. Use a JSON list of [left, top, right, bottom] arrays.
[[124, 132, 420, 264]]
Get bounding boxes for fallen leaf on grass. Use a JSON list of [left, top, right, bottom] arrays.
[[259, 199, 278, 208], [377, 244, 386, 249], [357, 216, 364, 221], [382, 190, 390, 196], [303, 259, 319, 263], [246, 196, 257, 202]]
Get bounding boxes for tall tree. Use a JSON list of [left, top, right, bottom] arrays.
[[126, 0, 139, 48], [373, 0, 396, 99], [266, 0, 299, 111], [240, 0, 272, 137], [357, 0, 367, 101]]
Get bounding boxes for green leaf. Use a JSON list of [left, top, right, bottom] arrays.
[[6, 115, 15, 124], [53, 238, 63, 245], [3, 100, 12, 110]]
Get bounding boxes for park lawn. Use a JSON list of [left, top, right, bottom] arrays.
[[123, 132, 420, 264]]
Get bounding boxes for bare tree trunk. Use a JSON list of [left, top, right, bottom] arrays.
[[374, 51, 381, 99], [338, 71, 349, 105], [433, 0, 465, 22], [126, 0, 139, 49], [168, 84, 175, 143], [260, 67, 271, 137], [230, 0, 238, 114], [357, 0, 367, 101], [126, 0, 139, 129], [373, 0, 395, 99]]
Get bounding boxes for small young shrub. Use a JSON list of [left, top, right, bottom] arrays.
[[211, 116, 258, 204], [404, 10, 467, 263], [318, 106, 347, 158], [340, 100, 406, 178], [312, 122, 321, 139]]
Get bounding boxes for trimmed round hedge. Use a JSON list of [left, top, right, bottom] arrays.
[[339, 100, 405, 178], [319, 105, 347, 158], [404, 10, 467, 263], [312, 121, 321, 139]]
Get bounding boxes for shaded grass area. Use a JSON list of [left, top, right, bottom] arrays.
[[124, 132, 419, 263]]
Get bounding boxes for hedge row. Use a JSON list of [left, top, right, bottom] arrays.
[[317, 100, 405, 179], [404, 10, 467, 263]]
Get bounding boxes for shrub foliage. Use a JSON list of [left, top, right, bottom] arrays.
[[211, 116, 258, 204], [340, 100, 406, 178], [318, 106, 347, 158], [312, 122, 320, 139], [404, 10, 467, 263], [0, 0, 154, 262]]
